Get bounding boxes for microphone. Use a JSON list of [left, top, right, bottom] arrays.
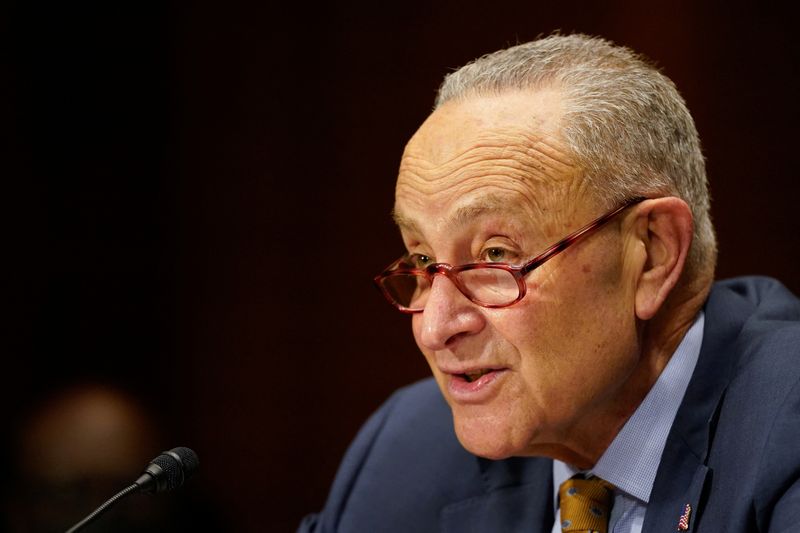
[[65, 446, 199, 533], [136, 446, 200, 494]]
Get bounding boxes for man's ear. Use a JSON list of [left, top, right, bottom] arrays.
[[632, 197, 694, 320]]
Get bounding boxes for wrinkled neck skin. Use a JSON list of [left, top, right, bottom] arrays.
[[556, 277, 711, 470]]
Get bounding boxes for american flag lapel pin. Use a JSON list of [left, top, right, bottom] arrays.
[[677, 503, 692, 531]]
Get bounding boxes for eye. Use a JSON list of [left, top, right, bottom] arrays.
[[407, 253, 434, 268], [482, 247, 508, 263]]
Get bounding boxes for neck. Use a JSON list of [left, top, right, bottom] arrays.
[[641, 273, 710, 371], [555, 275, 711, 469]]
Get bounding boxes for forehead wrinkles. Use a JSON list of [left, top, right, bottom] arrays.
[[396, 128, 577, 219], [400, 127, 574, 187]]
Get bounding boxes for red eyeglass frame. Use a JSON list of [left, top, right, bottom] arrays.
[[374, 196, 647, 313]]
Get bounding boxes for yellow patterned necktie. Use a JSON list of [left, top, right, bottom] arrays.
[[558, 476, 615, 533]]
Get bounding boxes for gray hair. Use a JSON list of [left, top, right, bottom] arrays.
[[435, 33, 716, 277]]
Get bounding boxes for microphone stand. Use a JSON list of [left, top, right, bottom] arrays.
[[65, 483, 140, 533], [63, 446, 198, 532]]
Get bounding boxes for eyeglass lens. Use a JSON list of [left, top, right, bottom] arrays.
[[380, 267, 519, 310]]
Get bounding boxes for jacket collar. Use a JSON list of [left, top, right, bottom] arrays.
[[643, 281, 754, 531]]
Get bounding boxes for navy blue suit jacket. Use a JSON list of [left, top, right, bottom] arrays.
[[300, 277, 800, 532]]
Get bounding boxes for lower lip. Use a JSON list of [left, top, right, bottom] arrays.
[[447, 369, 507, 403]]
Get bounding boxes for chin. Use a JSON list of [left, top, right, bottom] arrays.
[[452, 417, 529, 460]]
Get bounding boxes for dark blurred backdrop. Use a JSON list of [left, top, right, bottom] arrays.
[[4, 1, 799, 531]]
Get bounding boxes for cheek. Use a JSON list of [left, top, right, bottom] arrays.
[[496, 255, 636, 387], [524, 244, 631, 334]]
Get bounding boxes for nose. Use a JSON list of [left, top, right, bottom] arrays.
[[415, 274, 486, 351]]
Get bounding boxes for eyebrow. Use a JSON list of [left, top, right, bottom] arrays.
[[392, 194, 522, 233]]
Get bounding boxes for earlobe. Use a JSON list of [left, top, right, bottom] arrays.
[[633, 197, 694, 320]]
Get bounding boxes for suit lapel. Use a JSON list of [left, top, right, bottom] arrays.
[[441, 456, 554, 533], [642, 438, 710, 531], [644, 283, 753, 531]]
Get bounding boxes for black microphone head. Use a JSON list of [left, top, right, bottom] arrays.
[[165, 446, 200, 478], [137, 446, 199, 494], [168, 446, 200, 476]]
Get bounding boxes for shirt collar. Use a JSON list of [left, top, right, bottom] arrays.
[[553, 311, 705, 503]]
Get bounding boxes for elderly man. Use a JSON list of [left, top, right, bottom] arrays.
[[300, 34, 800, 532]]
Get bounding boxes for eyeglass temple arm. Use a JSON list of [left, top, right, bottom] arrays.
[[520, 197, 647, 276]]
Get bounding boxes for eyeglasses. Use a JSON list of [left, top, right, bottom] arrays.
[[374, 196, 646, 313]]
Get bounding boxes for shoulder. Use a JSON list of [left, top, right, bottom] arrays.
[[710, 276, 800, 323], [705, 276, 800, 371], [705, 277, 800, 421], [713, 276, 800, 378], [696, 277, 800, 528], [306, 378, 485, 533], [340, 378, 459, 462]]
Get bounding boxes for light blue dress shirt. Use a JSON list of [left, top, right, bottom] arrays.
[[550, 312, 705, 533]]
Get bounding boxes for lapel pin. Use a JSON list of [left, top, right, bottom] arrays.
[[677, 503, 692, 531]]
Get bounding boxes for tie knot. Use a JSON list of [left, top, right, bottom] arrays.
[[558, 476, 615, 533]]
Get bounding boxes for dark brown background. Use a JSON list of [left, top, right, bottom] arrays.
[[5, 1, 799, 531]]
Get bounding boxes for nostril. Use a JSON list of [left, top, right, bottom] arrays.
[[444, 330, 469, 348]]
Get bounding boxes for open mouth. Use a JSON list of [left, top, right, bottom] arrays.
[[446, 367, 507, 400], [461, 369, 492, 383]]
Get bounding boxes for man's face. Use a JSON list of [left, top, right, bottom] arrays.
[[393, 91, 642, 465]]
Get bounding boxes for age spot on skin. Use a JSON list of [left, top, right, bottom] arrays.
[[582, 264, 592, 274]]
